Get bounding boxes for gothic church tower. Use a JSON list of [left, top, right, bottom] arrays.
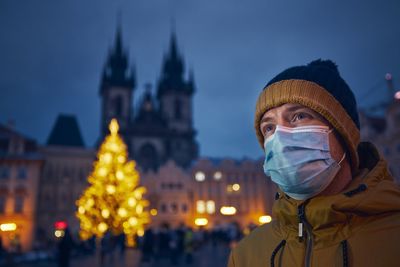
[[99, 27, 135, 137], [156, 32, 198, 168]]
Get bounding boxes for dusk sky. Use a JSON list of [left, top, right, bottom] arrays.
[[1, 0, 399, 159]]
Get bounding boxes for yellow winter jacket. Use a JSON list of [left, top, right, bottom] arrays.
[[228, 142, 400, 267]]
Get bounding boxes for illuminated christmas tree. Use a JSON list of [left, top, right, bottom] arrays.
[[76, 119, 150, 246]]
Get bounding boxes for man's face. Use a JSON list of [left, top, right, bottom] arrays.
[[259, 103, 345, 163]]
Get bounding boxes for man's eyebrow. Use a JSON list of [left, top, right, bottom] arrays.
[[260, 115, 274, 124], [260, 105, 306, 124]]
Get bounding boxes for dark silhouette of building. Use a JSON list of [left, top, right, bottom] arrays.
[[99, 27, 198, 172]]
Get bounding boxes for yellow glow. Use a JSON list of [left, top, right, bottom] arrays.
[[117, 155, 126, 163], [85, 198, 94, 209], [128, 197, 137, 207], [78, 206, 85, 214], [150, 209, 157, 216], [232, 184, 240, 191], [106, 185, 116, 194], [220, 206, 237, 215], [137, 229, 145, 237], [98, 167, 107, 177], [226, 185, 233, 192], [134, 187, 146, 199], [128, 217, 138, 226], [195, 171, 206, 182], [123, 221, 130, 229], [116, 170, 124, 180], [136, 205, 143, 214], [101, 209, 110, 219], [196, 200, 206, 214], [98, 222, 108, 233], [109, 119, 119, 135], [103, 153, 112, 163], [206, 200, 215, 214], [54, 230, 65, 238], [0, 223, 17, 232], [118, 208, 128, 217], [259, 215, 272, 224], [195, 218, 208, 226]]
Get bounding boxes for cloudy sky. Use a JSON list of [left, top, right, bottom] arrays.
[[1, 0, 399, 159]]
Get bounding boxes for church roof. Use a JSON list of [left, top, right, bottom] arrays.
[[47, 114, 85, 147]]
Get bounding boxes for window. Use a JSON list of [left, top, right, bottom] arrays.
[[206, 200, 215, 214], [196, 200, 206, 214], [14, 196, 24, 213], [17, 167, 27, 179], [182, 203, 188, 213], [0, 166, 10, 179], [171, 203, 178, 213]]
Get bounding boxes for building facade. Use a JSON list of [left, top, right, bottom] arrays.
[[36, 115, 95, 245], [141, 160, 194, 228], [189, 158, 276, 229], [0, 124, 43, 252], [139, 157, 277, 230]]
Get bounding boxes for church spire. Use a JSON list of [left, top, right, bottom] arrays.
[[157, 31, 194, 97], [100, 25, 135, 94]]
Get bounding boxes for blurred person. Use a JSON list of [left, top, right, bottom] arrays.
[[168, 228, 179, 265], [176, 224, 186, 262], [141, 228, 155, 263], [100, 231, 113, 266], [117, 233, 126, 258], [184, 227, 194, 264], [228, 60, 400, 267], [57, 228, 74, 267], [156, 223, 171, 260]]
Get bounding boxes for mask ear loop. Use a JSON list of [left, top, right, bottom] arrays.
[[327, 128, 346, 166]]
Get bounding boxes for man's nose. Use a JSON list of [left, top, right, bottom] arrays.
[[276, 117, 292, 128]]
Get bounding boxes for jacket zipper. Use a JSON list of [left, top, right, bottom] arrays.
[[298, 203, 313, 267]]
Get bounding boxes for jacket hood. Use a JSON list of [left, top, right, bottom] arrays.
[[272, 142, 400, 247]]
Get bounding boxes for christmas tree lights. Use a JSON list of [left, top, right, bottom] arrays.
[[76, 119, 150, 246]]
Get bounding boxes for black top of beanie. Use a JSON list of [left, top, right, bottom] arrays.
[[265, 59, 360, 129]]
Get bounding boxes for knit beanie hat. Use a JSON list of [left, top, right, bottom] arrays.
[[254, 59, 360, 172]]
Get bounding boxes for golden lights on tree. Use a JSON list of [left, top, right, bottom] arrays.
[[76, 119, 150, 246]]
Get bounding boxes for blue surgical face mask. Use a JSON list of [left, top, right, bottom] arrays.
[[263, 125, 346, 200]]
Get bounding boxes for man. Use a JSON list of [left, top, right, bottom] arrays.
[[228, 59, 400, 267]]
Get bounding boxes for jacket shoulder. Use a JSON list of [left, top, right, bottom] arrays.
[[229, 222, 283, 267]]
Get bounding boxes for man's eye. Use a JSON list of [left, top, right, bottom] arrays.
[[263, 125, 274, 136], [293, 112, 310, 122]]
